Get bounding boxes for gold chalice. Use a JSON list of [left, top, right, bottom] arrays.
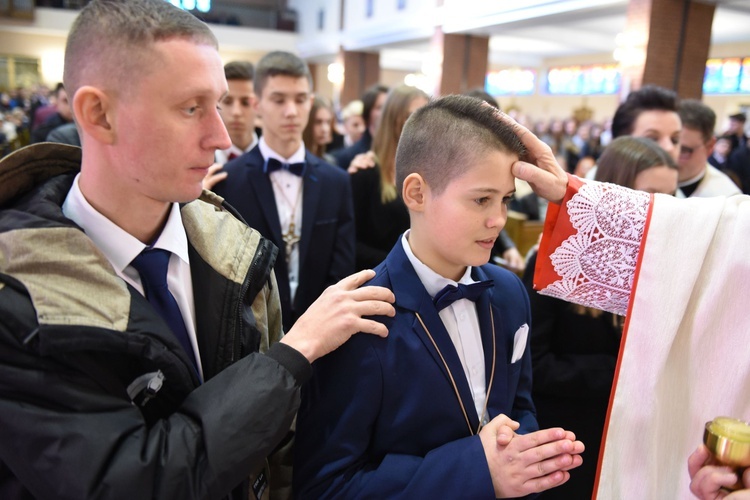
[[704, 417, 750, 491]]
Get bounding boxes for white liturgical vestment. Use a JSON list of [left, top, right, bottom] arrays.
[[534, 175, 750, 499]]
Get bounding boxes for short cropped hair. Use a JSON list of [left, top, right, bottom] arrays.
[[595, 136, 677, 189], [253, 51, 312, 97], [396, 94, 526, 196], [362, 84, 389, 128], [611, 85, 679, 138], [678, 99, 716, 143], [224, 61, 254, 82], [463, 88, 500, 110], [64, 0, 217, 100]]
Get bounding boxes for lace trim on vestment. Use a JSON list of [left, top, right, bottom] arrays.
[[539, 182, 650, 316]]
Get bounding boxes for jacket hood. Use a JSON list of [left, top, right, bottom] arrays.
[[0, 143, 82, 208]]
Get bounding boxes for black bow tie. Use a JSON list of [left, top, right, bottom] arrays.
[[433, 280, 494, 311], [264, 157, 306, 176]]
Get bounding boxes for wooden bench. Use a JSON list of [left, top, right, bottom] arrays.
[[504, 210, 544, 258]]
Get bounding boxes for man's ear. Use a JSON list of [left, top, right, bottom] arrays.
[[73, 86, 115, 144], [402, 173, 428, 212]]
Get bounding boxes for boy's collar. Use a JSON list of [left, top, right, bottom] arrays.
[[400, 230, 474, 299], [258, 136, 305, 164]]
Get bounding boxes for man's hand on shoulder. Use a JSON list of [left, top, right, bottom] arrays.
[[281, 269, 395, 362]]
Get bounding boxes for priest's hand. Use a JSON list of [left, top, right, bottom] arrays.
[[688, 445, 750, 499], [491, 110, 569, 204], [281, 269, 395, 363], [480, 423, 584, 498]]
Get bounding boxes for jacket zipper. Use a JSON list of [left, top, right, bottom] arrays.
[[231, 242, 267, 362]]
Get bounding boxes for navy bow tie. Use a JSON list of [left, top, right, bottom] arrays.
[[264, 157, 306, 176], [433, 280, 494, 311]]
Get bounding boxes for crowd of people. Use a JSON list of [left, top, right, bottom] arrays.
[[0, 0, 748, 498]]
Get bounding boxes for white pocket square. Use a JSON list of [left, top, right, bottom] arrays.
[[511, 324, 529, 363]]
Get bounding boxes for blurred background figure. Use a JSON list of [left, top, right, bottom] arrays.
[[30, 83, 72, 144], [350, 85, 428, 271], [723, 112, 748, 154], [340, 99, 366, 148], [303, 96, 336, 163], [216, 61, 258, 165], [676, 99, 740, 197], [329, 84, 388, 170], [525, 135, 678, 499]]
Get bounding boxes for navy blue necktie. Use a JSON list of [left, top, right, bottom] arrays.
[[130, 248, 199, 371], [433, 280, 494, 311], [264, 157, 306, 176]]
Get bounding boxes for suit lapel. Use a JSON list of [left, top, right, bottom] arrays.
[[387, 243, 480, 428], [472, 267, 508, 416], [245, 148, 284, 253], [299, 152, 321, 268]]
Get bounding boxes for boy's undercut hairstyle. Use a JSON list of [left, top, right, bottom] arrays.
[[64, 0, 217, 101], [224, 61, 255, 82], [253, 51, 312, 97], [678, 99, 716, 143], [396, 94, 526, 195], [463, 88, 500, 110], [611, 85, 679, 138]]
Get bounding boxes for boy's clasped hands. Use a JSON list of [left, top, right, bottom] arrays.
[[480, 414, 584, 497]]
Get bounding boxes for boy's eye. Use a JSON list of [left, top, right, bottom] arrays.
[[503, 194, 515, 205], [475, 197, 490, 206], [185, 106, 198, 115]]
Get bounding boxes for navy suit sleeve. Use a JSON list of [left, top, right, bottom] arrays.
[[294, 334, 495, 499]]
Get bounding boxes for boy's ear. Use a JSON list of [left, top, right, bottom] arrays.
[[402, 173, 428, 212], [73, 86, 115, 145]]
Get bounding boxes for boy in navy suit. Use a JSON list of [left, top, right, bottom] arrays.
[[214, 51, 355, 331], [294, 95, 584, 498]]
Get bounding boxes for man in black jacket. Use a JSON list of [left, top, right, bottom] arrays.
[[0, 1, 394, 499]]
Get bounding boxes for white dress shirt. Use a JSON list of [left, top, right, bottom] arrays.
[[401, 231, 488, 423], [259, 137, 305, 304], [62, 174, 203, 378], [214, 133, 258, 165]]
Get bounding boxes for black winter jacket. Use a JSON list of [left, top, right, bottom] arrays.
[[0, 144, 310, 499]]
